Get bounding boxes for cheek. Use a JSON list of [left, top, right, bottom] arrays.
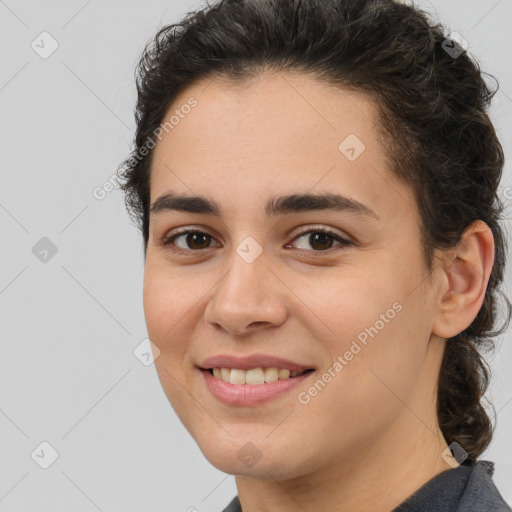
[[295, 262, 430, 412], [143, 267, 200, 417], [291, 263, 402, 345], [142, 265, 197, 355], [293, 305, 429, 454]]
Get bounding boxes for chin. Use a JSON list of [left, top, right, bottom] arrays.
[[192, 429, 313, 480]]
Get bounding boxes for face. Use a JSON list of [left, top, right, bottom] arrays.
[[143, 71, 444, 481]]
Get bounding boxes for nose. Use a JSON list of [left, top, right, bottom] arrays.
[[203, 248, 288, 336]]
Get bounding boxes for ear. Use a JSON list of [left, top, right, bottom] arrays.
[[432, 220, 495, 339]]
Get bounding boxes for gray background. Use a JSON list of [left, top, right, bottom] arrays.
[[0, 0, 511, 510]]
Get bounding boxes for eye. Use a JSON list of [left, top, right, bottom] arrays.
[[161, 229, 218, 254], [285, 226, 354, 253], [160, 226, 354, 255]]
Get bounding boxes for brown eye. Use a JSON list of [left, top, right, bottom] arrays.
[[303, 231, 335, 251], [161, 226, 354, 256], [288, 228, 353, 253], [162, 230, 216, 252]]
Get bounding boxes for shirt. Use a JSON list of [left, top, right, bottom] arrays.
[[221, 460, 511, 511]]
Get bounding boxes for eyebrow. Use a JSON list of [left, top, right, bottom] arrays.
[[149, 191, 379, 220]]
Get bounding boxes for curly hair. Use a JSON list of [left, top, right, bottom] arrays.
[[116, 0, 511, 459]]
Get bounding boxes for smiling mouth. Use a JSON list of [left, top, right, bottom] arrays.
[[207, 367, 315, 385]]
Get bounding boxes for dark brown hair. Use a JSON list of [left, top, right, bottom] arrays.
[[116, 0, 511, 459]]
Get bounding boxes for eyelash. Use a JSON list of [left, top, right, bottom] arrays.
[[160, 225, 354, 256]]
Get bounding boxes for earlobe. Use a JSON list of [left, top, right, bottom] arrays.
[[432, 220, 495, 339]]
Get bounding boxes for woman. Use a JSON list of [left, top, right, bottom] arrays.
[[117, 0, 511, 510]]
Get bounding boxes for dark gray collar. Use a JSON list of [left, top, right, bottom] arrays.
[[222, 460, 510, 512]]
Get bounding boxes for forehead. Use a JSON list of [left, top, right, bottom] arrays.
[[150, 71, 415, 223]]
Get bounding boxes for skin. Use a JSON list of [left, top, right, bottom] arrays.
[[143, 71, 495, 512]]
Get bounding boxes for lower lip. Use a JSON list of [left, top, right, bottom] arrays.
[[200, 369, 314, 406]]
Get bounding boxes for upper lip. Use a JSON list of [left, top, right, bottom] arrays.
[[199, 354, 315, 372]]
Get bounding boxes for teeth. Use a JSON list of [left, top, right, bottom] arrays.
[[246, 368, 265, 385], [229, 369, 246, 385], [279, 369, 290, 379], [264, 367, 279, 383], [210, 367, 307, 385]]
